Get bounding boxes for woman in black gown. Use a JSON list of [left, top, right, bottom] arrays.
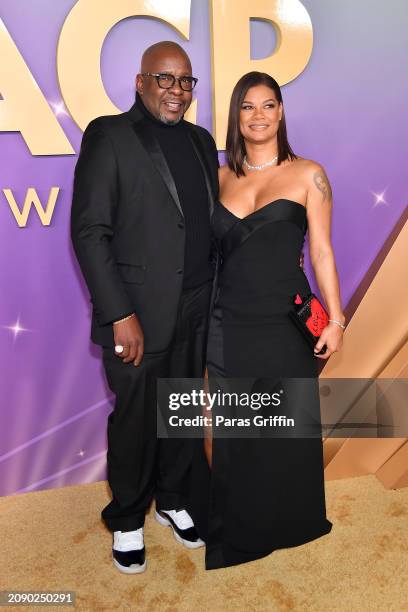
[[188, 72, 345, 570]]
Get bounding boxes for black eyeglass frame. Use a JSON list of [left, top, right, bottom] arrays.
[[141, 72, 198, 91]]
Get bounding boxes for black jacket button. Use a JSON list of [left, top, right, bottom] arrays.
[[177, 269, 183, 274], [177, 223, 184, 229]]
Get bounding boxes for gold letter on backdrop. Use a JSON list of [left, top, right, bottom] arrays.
[[210, 0, 313, 149], [3, 187, 60, 227], [57, 0, 196, 131], [0, 19, 74, 155]]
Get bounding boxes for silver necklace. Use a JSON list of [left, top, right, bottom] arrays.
[[243, 155, 278, 171]]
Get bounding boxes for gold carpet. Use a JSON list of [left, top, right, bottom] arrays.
[[1, 476, 407, 611]]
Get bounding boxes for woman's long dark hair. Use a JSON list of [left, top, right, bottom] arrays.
[[226, 71, 297, 177]]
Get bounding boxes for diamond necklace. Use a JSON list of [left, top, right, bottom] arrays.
[[243, 155, 278, 171]]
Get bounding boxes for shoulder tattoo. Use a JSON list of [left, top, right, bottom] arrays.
[[313, 171, 332, 202]]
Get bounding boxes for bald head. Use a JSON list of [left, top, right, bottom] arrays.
[[136, 41, 194, 125], [140, 41, 191, 73]]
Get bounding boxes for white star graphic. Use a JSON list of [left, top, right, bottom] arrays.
[[3, 317, 30, 339], [50, 100, 69, 117], [372, 190, 389, 208]]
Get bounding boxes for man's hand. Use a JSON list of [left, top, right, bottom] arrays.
[[299, 251, 304, 269], [113, 315, 144, 366]]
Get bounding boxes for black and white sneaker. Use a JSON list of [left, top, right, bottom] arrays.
[[155, 507, 204, 549], [112, 528, 146, 574]]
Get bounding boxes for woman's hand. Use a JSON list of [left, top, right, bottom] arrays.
[[313, 321, 344, 359]]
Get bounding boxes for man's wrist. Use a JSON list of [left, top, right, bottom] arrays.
[[113, 313, 136, 325]]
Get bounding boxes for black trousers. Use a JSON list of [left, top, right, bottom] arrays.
[[101, 280, 212, 532]]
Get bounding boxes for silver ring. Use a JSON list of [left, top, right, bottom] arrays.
[[114, 344, 124, 354]]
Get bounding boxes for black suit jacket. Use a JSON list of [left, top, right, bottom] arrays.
[[71, 102, 219, 352]]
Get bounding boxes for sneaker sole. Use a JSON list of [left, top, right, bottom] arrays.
[[112, 555, 147, 574], [154, 511, 205, 549]]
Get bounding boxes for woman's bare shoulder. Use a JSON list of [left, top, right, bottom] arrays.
[[289, 156, 323, 171], [219, 164, 232, 177], [218, 164, 235, 186], [294, 159, 332, 203], [292, 157, 328, 180]]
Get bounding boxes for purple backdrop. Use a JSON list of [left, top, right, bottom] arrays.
[[1, 0, 407, 496]]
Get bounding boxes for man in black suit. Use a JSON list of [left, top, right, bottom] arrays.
[[71, 41, 218, 573]]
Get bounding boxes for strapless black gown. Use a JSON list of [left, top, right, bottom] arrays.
[[188, 199, 333, 570]]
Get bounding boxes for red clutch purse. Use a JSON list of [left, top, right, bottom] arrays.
[[288, 293, 329, 354]]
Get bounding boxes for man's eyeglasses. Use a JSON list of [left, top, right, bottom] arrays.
[[141, 72, 198, 92]]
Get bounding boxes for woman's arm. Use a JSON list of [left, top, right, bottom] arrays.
[[304, 162, 345, 359]]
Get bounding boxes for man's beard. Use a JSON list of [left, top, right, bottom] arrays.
[[158, 112, 183, 126]]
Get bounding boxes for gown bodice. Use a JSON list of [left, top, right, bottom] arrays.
[[212, 199, 311, 323]]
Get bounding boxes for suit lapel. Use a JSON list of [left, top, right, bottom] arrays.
[[133, 118, 183, 218], [187, 129, 215, 217]]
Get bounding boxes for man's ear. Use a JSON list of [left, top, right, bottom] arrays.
[[136, 73, 143, 95]]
